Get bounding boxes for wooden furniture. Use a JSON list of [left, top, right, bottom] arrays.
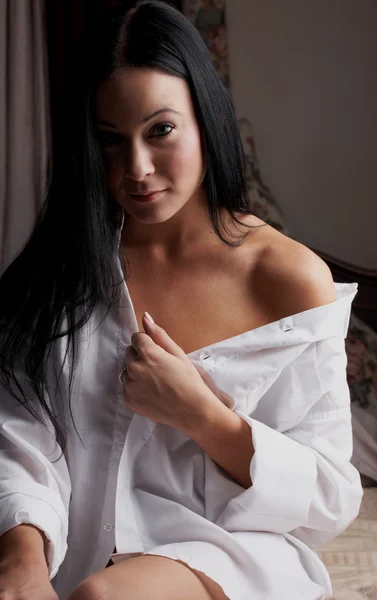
[[315, 249, 377, 333]]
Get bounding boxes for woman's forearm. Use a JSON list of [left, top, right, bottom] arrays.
[[0, 524, 49, 572], [186, 396, 254, 489]]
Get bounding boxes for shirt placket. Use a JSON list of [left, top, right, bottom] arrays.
[[114, 413, 156, 554]]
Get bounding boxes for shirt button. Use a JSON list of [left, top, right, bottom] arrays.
[[104, 523, 113, 532], [117, 442, 124, 451], [15, 510, 28, 522]]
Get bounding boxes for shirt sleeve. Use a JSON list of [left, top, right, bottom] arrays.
[[0, 378, 71, 579], [213, 334, 363, 548]]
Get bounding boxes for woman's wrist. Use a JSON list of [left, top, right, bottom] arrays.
[[179, 388, 225, 438], [0, 524, 49, 572], [183, 394, 254, 489]]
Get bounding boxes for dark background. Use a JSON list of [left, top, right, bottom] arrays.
[[45, 0, 183, 147]]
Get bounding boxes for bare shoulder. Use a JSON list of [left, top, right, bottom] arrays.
[[251, 225, 336, 321]]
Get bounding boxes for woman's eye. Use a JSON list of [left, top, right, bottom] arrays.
[[150, 123, 174, 138], [96, 131, 122, 148]]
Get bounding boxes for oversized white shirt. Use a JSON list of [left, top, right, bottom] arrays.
[[0, 269, 363, 600]]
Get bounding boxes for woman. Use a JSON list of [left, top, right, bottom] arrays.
[[0, 1, 362, 599]]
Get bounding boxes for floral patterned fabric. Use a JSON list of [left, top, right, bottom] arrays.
[[238, 117, 288, 234], [347, 316, 377, 413], [347, 314, 377, 483], [183, 0, 377, 482], [184, 0, 229, 88], [183, 1, 287, 233]]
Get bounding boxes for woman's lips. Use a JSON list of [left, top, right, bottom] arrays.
[[128, 190, 166, 203]]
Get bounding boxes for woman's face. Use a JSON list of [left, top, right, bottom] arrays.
[[95, 67, 206, 225]]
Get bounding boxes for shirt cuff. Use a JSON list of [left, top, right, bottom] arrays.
[[0, 483, 68, 579], [215, 411, 318, 533]]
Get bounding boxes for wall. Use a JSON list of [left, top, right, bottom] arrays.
[[226, 0, 377, 269]]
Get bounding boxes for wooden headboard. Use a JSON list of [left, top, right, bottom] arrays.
[[314, 249, 377, 333]]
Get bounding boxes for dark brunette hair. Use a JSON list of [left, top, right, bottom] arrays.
[[0, 0, 254, 449]]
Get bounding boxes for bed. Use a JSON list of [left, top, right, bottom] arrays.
[[317, 486, 377, 599]]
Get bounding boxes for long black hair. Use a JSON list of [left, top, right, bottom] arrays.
[[0, 0, 255, 449]]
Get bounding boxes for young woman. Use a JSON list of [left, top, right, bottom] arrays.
[[0, 1, 362, 599]]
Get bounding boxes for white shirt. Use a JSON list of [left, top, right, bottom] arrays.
[[0, 268, 363, 600]]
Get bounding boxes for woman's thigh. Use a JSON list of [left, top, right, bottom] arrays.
[[67, 555, 230, 600]]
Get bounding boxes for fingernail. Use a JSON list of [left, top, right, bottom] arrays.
[[144, 311, 155, 324]]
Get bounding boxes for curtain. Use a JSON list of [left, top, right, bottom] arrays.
[[0, 0, 51, 273], [45, 0, 119, 148]]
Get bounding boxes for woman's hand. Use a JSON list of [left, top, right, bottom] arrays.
[[120, 312, 222, 434], [0, 563, 58, 600]]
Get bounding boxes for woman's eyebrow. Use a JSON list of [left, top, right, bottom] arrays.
[[142, 107, 181, 122], [95, 108, 181, 129]]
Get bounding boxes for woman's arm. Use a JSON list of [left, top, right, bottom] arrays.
[[0, 524, 48, 571], [185, 242, 336, 491], [187, 400, 254, 489], [0, 375, 71, 580], [189, 244, 363, 547], [0, 525, 58, 600]]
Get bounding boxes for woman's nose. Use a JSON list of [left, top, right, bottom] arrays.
[[124, 144, 155, 181]]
